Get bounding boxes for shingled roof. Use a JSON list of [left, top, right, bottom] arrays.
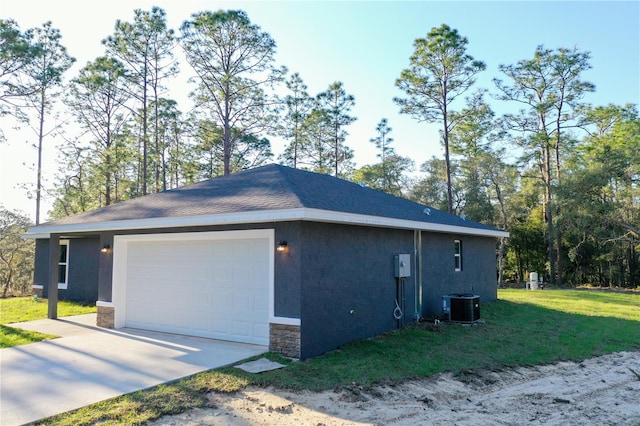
[[26, 164, 508, 238]]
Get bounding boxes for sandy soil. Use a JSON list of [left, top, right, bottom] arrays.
[[149, 350, 640, 426]]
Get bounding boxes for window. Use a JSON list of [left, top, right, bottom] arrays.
[[58, 240, 69, 289], [454, 240, 462, 271]]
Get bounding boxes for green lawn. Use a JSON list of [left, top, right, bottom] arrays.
[[35, 288, 640, 426], [0, 297, 97, 348]]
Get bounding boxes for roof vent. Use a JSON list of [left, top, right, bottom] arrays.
[[358, 181, 366, 188], [460, 214, 466, 221], [423, 208, 431, 216]]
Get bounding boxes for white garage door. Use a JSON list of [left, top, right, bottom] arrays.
[[121, 232, 271, 346]]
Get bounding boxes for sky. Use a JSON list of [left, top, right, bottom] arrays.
[[1, 0, 639, 222]]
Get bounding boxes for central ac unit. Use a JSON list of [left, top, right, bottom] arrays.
[[442, 294, 480, 323]]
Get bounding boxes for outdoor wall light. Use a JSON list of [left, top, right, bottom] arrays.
[[276, 241, 288, 253], [101, 244, 111, 254]]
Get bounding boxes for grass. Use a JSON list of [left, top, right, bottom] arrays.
[[0, 325, 59, 348], [0, 296, 97, 348], [33, 289, 640, 425]]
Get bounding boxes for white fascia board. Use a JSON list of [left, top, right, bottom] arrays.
[[22, 232, 51, 240], [23, 207, 509, 239], [23, 208, 306, 238], [302, 208, 510, 238]]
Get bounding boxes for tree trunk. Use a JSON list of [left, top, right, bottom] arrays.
[[544, 143, 557, 286], [554, 122, 563, 287], [223, 80, 232, 176], [556, 229, 563, 286], [442, 114, 453, 214], [105, 153, 111, 206], [0, 252, 15, 298], [497, 237, 507, 287], [142, 61, 149, 195], [35, 89, 46, 225], [334, 124, 339, 177]]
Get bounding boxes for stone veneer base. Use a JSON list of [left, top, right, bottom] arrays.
[[269, 323, 300, 358], [97, 305, 115, 328]]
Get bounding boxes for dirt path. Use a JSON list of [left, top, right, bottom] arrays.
[[149, 350, 640, 425]]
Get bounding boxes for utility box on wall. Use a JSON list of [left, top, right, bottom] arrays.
[[394, 254, 411, 278]]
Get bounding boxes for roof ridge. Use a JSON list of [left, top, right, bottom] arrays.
[[270, 164, 304, 208]]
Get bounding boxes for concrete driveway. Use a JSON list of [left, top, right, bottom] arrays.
[[1, 314, 266, 426]]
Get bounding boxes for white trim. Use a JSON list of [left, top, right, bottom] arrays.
[[96, 301, 114, 308], [22, 232, 50, 239], [27, 209, 303, 236], [112, 235, 127, 328], [34, 283, 68, 290], [112, 229, 275, 333], [302, 208, 510, 238], [24, 207, 509, 238], [113, 228, 274, 243], [454, 239, 462, 272], [270, 316, 301, 326], [58, 239, 69, 289]]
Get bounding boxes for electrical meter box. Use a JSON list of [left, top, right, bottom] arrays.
[[394, 254, 411, 278]]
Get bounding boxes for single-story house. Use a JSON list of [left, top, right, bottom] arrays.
[[25, 164, 508, 359]]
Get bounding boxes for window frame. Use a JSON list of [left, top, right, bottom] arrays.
[[58, 239, 69, 289], [454, 239, 462, 272]]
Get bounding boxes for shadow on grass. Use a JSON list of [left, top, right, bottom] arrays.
[[0, 324, 57, 348]]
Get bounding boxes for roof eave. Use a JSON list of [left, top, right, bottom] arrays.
[[304, 208, 509, 238], [23, 207, 509, 239]]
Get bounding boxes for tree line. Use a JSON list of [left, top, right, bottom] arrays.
[[1, 7, 638, 297]]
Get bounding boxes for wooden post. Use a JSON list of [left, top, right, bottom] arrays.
[[48, 234, 59, 319]]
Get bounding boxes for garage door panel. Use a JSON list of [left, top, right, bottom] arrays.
[[254, 322, 269, 338], [235, 265, 267, 284], [232, 268, 252, 285], [127, 306, 163, 327], [191, 292, 211, 307], [191, 268, 210, 282], [124, 235, 270, 345], [231, 240, 254, 257], [211, 318, 230, 334], [254, 296, 269, 312], [232, 320, 251, 337], [192, 314, 210, 332], [234, 293, 254, 311], [211, 290, 232, 308], [211, 243, 228, 257]]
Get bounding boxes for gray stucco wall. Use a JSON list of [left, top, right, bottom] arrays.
[[273, 222, 302, 319], [298, 222, 415, 359], [32, 222, 499, 360], [421, 233, 498, 317], [35, 237, 100, 302], [98, 233, 114, 302], [33, 239, 49, 290]]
